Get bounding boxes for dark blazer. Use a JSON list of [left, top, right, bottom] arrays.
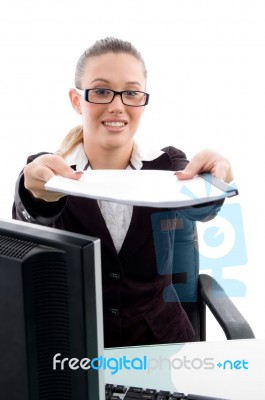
[[13, 146, 223, 347]]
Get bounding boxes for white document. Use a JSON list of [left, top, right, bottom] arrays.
[[45, 170, 238, 208]]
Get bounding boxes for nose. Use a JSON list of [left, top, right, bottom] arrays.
[[107, 93, 125, 113]]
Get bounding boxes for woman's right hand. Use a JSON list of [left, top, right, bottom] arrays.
[[23, 154, 83, 202]]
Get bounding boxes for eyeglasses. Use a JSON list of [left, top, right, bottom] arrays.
[[75, 88, 149, 107]]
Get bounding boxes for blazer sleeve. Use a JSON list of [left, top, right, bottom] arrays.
[[162, 145, 224, 222], [12, 152, 67, 225]]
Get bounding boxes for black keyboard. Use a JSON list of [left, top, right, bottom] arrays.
[[105, 384, 229, 400]]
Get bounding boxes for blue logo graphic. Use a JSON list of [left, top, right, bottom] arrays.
[[198, 203, 247, 296], [216, 359, 248, 370], [152, 175, 247, 300]]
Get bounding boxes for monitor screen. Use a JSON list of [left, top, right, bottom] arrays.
[[0, 218, 104, 400]]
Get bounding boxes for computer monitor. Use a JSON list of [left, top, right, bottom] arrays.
[[0, 218, 104, 400]]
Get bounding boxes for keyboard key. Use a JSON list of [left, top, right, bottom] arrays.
[[106, 389, 113, 399], [128, 386, 143, 393], [114, 385, 127, 393], [171, 393, 185, 399], [169, 397, 185, 400], [124, 392, 156, 399], [158, 390, 171, 396], [106, 384, 115, 391], [144, 389, 157, 395], [157, 390, 171, 399]]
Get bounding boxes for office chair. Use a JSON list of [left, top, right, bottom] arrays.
[[182, 273, 255, 341], [154, 210, 255, 342]]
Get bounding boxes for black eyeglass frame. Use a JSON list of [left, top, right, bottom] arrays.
[[75, 88, 150, 107]]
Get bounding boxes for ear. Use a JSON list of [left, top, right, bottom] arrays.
[[69, 89, 82, 114]]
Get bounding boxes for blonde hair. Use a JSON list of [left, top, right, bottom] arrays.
[[58, 37, 147, 158], [57, 125, 83, 158]]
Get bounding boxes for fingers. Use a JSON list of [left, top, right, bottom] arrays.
[[175, 151, 213, 180], [24, 154, 83, 202], [211, 159, 234, 183], [29, 162, 55, 184], [175, 150, 233, 183], [35, 154, 81, 179]]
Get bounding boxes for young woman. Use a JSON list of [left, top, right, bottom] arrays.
[[13, 37, 233, 348]]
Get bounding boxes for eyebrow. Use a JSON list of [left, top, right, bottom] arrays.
[[90, 78, 142, 87]]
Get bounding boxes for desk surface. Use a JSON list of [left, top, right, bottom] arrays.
[[104, 338, 264, 400]]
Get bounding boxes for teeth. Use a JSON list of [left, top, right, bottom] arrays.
[[104, 122, 125, 127]]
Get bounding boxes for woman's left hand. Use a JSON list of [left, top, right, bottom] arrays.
[[175, 150, 233, 183]]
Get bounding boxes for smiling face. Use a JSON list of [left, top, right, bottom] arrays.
[[70, 52, 147, 158]]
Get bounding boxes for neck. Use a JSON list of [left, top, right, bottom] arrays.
[[84, 141, 133, 170]]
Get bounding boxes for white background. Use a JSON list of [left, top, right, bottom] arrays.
[[0, 0, 264, 341]]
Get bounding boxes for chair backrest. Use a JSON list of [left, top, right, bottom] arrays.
[[152, 210, 202, 340], [152, 209, 256, 342]]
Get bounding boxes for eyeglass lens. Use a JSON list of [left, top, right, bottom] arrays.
[[88, 89, 147, 106]]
